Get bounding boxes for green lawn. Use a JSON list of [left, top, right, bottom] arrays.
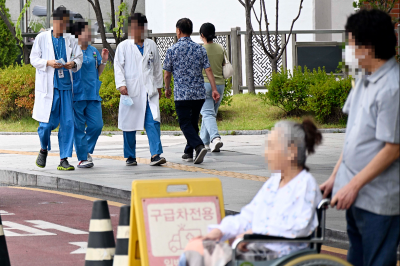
[[0, 94, 345, 132]]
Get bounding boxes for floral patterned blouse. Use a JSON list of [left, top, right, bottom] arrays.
[[163, 37, 211, 101], [209, 170, 322, 257]]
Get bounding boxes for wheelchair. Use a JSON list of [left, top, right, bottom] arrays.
[[231, 198, 352, 266]]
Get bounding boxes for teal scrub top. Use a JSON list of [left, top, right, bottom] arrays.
[[72, 45, 102, 102], [51, 32, 72, 90]]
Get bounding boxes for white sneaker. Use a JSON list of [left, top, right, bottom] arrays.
[[205, 144, 211, 151], [87, 153, 93, 162], [77, 160, 94, 168], [211, 138, 223, 152]]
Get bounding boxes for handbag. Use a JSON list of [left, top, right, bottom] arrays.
[[220, 44, 234, 79]]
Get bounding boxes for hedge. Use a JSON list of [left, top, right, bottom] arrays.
[[0, 63, 233, 126]]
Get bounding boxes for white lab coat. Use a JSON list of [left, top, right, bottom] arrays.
[[30, 31, 83, 123], [114, 39, 163, 131]]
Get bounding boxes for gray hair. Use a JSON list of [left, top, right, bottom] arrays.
[[273, 120, 307, 168]]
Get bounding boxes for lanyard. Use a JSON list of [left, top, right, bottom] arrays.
[[53, 36, 64, 60]]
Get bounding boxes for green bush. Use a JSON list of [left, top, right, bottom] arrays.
[[306, 76, 351, 123], [0, 64, 35, 119], [99, 64, 121, 125], [222, 78, 233, 106], [0, 2, 19, 68], [259, 66, 352, 123]]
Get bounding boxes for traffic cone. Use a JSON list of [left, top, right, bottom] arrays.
[[0, 214, 11, 266], [113, 205, 131, 266], [85, 200, 116, 266]]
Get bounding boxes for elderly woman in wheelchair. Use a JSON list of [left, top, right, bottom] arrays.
[[179, 120, 351, 266]]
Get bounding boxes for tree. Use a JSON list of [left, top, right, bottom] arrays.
[[88, 0, 138, 61], [251, 0, 304, 74], [353, 0, 399, 22], [0, 0, 31, 64], [0, 0, 19, 67], [87, 0, 116, 60], [238, 0, 256, 94]]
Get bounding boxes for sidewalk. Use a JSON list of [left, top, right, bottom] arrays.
[[0, 133, 347, 240]]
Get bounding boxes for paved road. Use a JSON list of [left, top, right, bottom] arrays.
[[0, 133, 346, 232], [0, 186, 348, 266]]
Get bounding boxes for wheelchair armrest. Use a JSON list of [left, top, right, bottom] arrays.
[[318, 198, 331, 209], [243, 234, 312, 241]]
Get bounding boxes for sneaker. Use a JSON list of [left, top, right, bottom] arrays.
[[77, 160, 94, 168], [126, 157, 137, 166], [205, 144, 211, 151], [57, 159, 75, 171], [194, 145, 208, 164], [182, 153, 193, 162], [36, 149, 48, 168], [211, 138, 223, 152], [87, 153, 93, 162], [150, 155, 167, 166]]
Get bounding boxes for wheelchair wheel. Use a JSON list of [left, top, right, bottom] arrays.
[[283, 254, 352, 266]]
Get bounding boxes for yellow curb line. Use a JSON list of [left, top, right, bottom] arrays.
[[6, 186, 124, 207], [0, 149, 269, 182]]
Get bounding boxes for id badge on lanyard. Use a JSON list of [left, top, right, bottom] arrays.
[[54, 37, 65, 79], [58, 69, 64, 78]]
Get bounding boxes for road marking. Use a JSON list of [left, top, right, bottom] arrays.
[[0, 210, 14, 215], [2, 221, 57, 237], [69, 242, 88, 254], [0, 149, 269, 182], [26, 220, 88, 235], [7, 186, 124, 207]]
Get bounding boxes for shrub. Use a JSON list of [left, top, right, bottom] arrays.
[[306, 76, 352, 123], [259, 66, 351, 123], [0, 64, 35, 119], [222, 77, 233, 106], [99, 64, 121, 126], [0, 3, 19, 68], [259, 67, 314, 115]]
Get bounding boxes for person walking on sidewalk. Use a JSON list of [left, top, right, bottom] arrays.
[[164, 18, 220, 164], [199, 23, 226, 152], [114, 13, 166, 167], [320, 10, 400, 266], [72, 21, 108, 168], [31, 6, 83, 171]]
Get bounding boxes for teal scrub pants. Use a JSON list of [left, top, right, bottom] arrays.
[[123, 100, 163, 159], [73, 100, 103, 161], [38, 88, 74, 159]]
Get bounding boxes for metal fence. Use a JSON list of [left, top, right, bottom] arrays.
[[149, 31, 230, 65], [252, 34, 283, 86]]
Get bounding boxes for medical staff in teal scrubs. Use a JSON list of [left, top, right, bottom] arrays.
[[72, 22, 108, 168], [32, 6, 83, 171]]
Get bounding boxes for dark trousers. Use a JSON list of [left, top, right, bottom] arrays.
[[346, 205, 400, 266], [175, 99, 205, 155]]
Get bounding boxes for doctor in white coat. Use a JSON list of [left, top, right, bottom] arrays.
[[30, 6, 83, 171], [114, 13, 166, 166]]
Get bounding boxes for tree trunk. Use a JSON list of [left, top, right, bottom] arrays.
[[245, 5, 255, 94], [130, 0, 138, 15], [271, 58, 277, 74], [91, 0, 115, 60]]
